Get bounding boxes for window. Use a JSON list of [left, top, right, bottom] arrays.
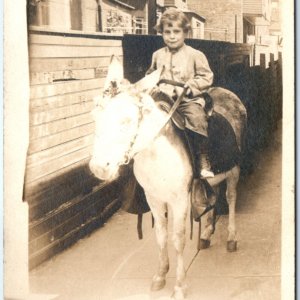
[[70, 0, 83, 30], [133, 17, 147, 34], [104, 9, 132, 34], [27, 0, 148, 35], [27, 0, 49, 26]]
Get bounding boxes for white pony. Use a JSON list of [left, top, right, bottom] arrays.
[[89, 57, 246, 299]]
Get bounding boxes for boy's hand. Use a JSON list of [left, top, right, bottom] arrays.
[[184, 83, 193, 97]]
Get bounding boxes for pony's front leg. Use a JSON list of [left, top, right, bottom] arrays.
[[147, 200, 169, 291], [226, 166, 240, 252], [172, 200, 188, 300]]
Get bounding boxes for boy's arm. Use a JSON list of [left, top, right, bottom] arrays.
[[186, 51, 214, 97]]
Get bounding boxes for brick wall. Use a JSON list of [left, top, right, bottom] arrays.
[[188, 0, 243, 43]]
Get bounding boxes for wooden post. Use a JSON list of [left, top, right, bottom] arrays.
[[5, 1, 58, 299], [98, 1, 103, 32], [269, 53, 276, 131], [260, 53, 266, 70], [148, 0, 157, 35], [235, 15, 237, 43], [277, 52, 283, 120], [4, 0, 30, 298]]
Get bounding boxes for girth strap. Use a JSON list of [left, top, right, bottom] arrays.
[[137, 214, 143, 240]]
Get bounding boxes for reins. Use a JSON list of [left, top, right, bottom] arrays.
[[156, 79, 188, 128]]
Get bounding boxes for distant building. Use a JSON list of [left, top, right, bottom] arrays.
[[28, 0, 149, 34], [269, 0, 282, 46], [243, 0, 273, 44], [188, 0, 243, 43], [188, 0, 278, 44], [156, 0, 206, 39]]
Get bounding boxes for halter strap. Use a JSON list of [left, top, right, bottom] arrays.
[[119, 97, 144, 165]]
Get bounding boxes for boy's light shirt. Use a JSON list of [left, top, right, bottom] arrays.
[[148, 43, 213, 105]]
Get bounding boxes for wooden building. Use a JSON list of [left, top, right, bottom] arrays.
[[26, 0, 149, 269]]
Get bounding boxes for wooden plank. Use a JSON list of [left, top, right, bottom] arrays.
[[26, 146, 93, 183], [28, 123, 95, 154], [30, 112, 93, 140], [30, 78, 105, 99], [29, 180, 119, 240], [30, 100, 94, 125], [30, 88, 101, 110], [29, 33, 122, 47], [28, 176, 100, 222], [30, 68, 97, 85], [29, 56, 123, 73], [29, 192, 117, 253], [29, 197, 121, 270], [29, 44, 123, 58], [25, 162, 96, 205], [25, 159, 90, 195], [27, 134, 93, 166], [25, 158, 91, 193]]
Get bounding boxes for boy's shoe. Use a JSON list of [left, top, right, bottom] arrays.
[[200, 169, 215, 178], [200, 153, 214, 178]]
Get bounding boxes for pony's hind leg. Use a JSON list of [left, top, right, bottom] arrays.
[[171, 198, 189, 300], [199, 191, 217, 249], [226, 166, 240, 252], [146, 198, 169, 291]]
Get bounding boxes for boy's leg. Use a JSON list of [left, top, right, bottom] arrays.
[[185, 129, 214, 179], [184, 129, 212, 221], [178, 102, 214, 178], [198, 136, 214, 178]]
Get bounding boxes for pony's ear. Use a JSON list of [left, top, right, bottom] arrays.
[[104, 55, 124, 91], [133, 68, 163, 93]]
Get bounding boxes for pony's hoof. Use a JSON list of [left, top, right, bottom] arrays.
[[198, 239, 211, 250], [173, 285, 187, 300], [227, 240, 237, 252], [151, 276, 166, 291]]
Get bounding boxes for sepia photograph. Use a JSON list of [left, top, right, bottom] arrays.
[[4, 0, 294, 299]]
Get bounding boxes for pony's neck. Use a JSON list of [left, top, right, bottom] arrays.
[[133, 117, 193, 193], [131, 107, 168, 157]]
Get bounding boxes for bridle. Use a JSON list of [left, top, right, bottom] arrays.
[[121, 98, 144, 165]]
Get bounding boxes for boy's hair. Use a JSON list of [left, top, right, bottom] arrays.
[[155, 8, 191, 33]]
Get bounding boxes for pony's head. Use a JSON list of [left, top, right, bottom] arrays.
[[89, 56, 162, 182]]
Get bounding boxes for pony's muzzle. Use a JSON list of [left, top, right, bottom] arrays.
[[89, 159, 118, 182]]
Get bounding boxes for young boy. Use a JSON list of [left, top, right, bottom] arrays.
[[147, 7, 214, 179]]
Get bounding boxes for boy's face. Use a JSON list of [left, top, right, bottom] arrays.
[[162, 21, 187, 50]]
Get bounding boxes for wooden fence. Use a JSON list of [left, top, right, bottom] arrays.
[[26, 30, 124, 269]]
